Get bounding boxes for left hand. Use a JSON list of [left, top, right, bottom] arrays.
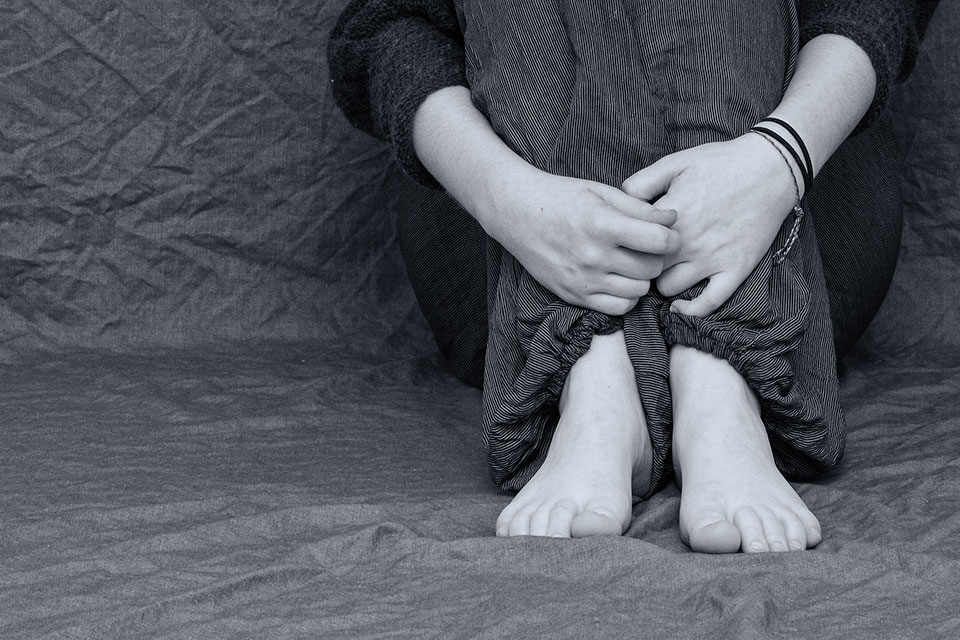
[[621, 133, 801, 317]]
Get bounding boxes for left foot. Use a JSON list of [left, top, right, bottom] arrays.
[[670, 346, 822, 553]]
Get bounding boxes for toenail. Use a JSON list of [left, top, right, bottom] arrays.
[[749, 541, 767, 552], [771, 542, 786, 552], [789, 540, 803, 550]]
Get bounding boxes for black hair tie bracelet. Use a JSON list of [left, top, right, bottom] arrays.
[[750, 124, 812, 196], [762, 117, 813, 187]]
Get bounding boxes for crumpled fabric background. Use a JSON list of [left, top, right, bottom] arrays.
[[1, 2, 958, 638]]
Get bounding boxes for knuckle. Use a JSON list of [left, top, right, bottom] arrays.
[[584, 216, 606, 242], [577, 245, 600, 266]]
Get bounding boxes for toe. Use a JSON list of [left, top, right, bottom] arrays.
[[682, 502, 741, 554], [794, 508, 822, 547], [495, 504, 518, 537], [733, 508, 769, 553], [780, 510, 807, 551], [507, 508, 533, 537], [757, 509, 789, 552], [546, 500, 577, 538], [688, 519, 741, 554], [528, 505, 552, 537], [570, 506, 624, 538]]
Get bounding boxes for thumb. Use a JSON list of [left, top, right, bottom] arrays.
[[622, 157, 679, 202], [669, 272, 738, 318]]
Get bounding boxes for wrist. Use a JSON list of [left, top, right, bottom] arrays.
[[746, 130, 806, 202], [473, 154, 542, 242], [750, 120, 811, 197], [742, 133, 805, 218]]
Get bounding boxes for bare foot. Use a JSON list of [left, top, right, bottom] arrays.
[[670, 345, 822, 553], [495, 331, 653, 538]]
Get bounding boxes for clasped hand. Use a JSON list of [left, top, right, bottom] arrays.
[[486, 134, 798, 317], [483, 166, 681, 316], [622, 133, 799, 316]]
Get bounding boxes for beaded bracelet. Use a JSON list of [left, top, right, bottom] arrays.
[[750, 130, 805, 264]]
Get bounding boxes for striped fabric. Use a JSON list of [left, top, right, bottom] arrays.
[[456, 0, 846, 495]]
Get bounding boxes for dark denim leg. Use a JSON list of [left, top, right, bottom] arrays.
[[396, 180, 487, 388], [808, 115, 903, 361]]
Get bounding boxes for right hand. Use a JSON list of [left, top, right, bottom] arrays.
[[480, 166, 681, 316]]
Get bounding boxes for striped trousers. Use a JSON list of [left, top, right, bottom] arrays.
[[398, 0, 900, 495]]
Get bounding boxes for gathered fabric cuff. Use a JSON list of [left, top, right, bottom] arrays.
[[659, 215, 844, 480], [482, 254, 622, 489], [485, 305, 622, 490]]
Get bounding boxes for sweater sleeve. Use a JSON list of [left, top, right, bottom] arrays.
[[328, 0, 467, 187], [798, 0, 941, 132]]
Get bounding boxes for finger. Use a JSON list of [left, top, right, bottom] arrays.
[[599, 274, 652, 299], [605, 214, 682, 255], [670, 272, 739, 317], [656, 262, 706, 298], [584, 293, 640, 316], [597, 187, 678, 227], [621, 157, 679, 202], [608, 250, 664, 280]]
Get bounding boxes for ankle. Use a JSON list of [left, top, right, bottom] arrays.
[[670, 347, 767, 456], [670, 346, 759, 411], [560, 331, 634, 413]]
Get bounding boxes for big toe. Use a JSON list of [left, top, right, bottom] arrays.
[[570, 506, 626, 538], [687, 517, 742, 554]]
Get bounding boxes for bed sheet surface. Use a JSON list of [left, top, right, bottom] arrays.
[[4, 347, 960, 639], [1, 1, 959, 638]]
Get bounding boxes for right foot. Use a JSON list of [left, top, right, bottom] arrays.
[[495, 331, 653, 538]]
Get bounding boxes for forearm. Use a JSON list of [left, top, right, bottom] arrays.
[[766, 34, 877, 183], [411, 85, 533, 238]]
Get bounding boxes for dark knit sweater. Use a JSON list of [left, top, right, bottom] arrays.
[[328, 0, 940, 187]]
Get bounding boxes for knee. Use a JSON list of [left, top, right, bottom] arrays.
[[443, 341, 485, 389]]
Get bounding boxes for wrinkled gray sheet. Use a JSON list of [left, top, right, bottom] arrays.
[[1, 2, 959, 638]]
